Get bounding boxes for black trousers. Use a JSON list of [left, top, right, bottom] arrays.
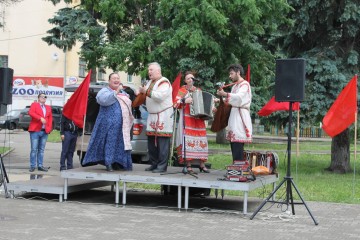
[[230, 142, 244, 161], [148, 136, 170, 171]]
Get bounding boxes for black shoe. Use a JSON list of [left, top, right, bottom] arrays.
[[106, 165, 113, 172], [38, 166, 48, 172], [29, 168, 35, 172], [182, 166, 197, 175], [152, 168, 166, 173], [145, 166, 156, 171], [199, 167, 210, 173]]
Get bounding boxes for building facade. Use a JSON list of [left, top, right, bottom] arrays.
[[0, 0, 140, 113]]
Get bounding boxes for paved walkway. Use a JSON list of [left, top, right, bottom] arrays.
[[1, 193, 360, 240]]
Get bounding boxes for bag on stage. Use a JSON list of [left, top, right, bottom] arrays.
[[252, 166, 270, 175]]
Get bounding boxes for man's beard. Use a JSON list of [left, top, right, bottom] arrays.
[[231, 75, 239, 82]]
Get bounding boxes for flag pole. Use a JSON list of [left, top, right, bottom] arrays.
[[353, 107, 358, 197], [353, 74, 358, 198], [169, 108, 178, 166], [79, 114, 87, 163], [296, 109, 300, 157]]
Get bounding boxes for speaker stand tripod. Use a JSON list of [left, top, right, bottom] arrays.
[[0, 154, 10, 198], [250, 102, 318, 225]]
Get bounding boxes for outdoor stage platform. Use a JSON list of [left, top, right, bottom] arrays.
[[7, 176, 113, 202], [7, 164, 279, 214]]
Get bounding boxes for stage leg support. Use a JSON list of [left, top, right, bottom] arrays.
[[243, 191, 248, 215], [184, 186, 189, 210], [64, 178, 68, 201], [115, 181, 119, 206], [177, 185, 182, 211], [122, 182, 127, 206]]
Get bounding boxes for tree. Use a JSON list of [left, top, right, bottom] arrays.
[[275, 0, 360, 173], [43, 1, 106, 82], [0, 0, 23, 5], [44, 0, 292, 109]]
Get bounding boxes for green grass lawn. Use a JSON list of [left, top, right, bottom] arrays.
[[48, 130, 61, 142], [0, 147, 11, 155]]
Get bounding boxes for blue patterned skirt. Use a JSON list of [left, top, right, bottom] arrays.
[[82, 102, 132, 170]]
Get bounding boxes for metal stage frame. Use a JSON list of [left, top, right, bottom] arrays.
[[7, 176, 113, 202], [61, 164, 278, 214], [6, 164, 278, 214]]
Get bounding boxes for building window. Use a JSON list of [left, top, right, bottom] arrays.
[[0, 55, 8, 68], [127, 74, 133, 83], [79, 58, 86, 77], [97, 67, 105, 81]]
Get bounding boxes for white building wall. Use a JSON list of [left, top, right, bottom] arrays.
[[0, 0, 141, 112]]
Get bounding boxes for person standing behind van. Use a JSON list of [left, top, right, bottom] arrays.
[[59, 114, 79, 171]]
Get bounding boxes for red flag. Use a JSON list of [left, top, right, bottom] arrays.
[[258, 96, 300, 116], [322, 75, 358, 137], [172, 72, 182, 103], [62, 70, 91, 128], [245, 64, 250, 83]]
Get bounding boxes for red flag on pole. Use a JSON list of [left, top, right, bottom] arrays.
[[322, 75, 358, 137], [62, 70, 91, 128], [258, 96, 300, 116], [171, 72, 182, 103], [245, 64, 250, 83]]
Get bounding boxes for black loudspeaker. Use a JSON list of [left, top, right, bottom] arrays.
[[275, 58, 305, 102], [0, 67, 13, 105]]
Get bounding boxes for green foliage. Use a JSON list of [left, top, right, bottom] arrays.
[[44, 0, 292, 114], [272, 0, 360, 126], [42, 6, 106, 77]]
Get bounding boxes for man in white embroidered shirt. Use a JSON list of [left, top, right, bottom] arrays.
[[138, 62, 173, 173], [216, 64, 253, 161]]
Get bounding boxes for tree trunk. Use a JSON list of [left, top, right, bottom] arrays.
[[326, 128, 351, 173], [216, 129, 227, 144], [90, 68, 97, 83]]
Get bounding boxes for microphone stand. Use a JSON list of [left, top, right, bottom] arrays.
[[180, 98, 198, 178], [162, 96, 197, 179]]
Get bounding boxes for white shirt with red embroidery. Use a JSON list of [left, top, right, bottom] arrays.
[[145, 77, 174, 137], [225, 80, 253, 143]]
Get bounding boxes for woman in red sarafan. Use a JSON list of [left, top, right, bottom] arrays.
[[174, 71, 210, 174]]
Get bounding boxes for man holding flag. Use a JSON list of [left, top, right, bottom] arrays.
[[60, 70, 91, 171], [59, 114, 79, 171]]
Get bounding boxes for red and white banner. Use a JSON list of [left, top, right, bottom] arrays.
[[12, 76, 64, 99]]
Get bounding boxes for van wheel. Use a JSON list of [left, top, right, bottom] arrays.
[[9, 123, 16, 130]]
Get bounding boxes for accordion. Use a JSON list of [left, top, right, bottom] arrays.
[[243, 150, 279, 174], [225, 161, 254, 182], [225, 150, 279, 182]]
